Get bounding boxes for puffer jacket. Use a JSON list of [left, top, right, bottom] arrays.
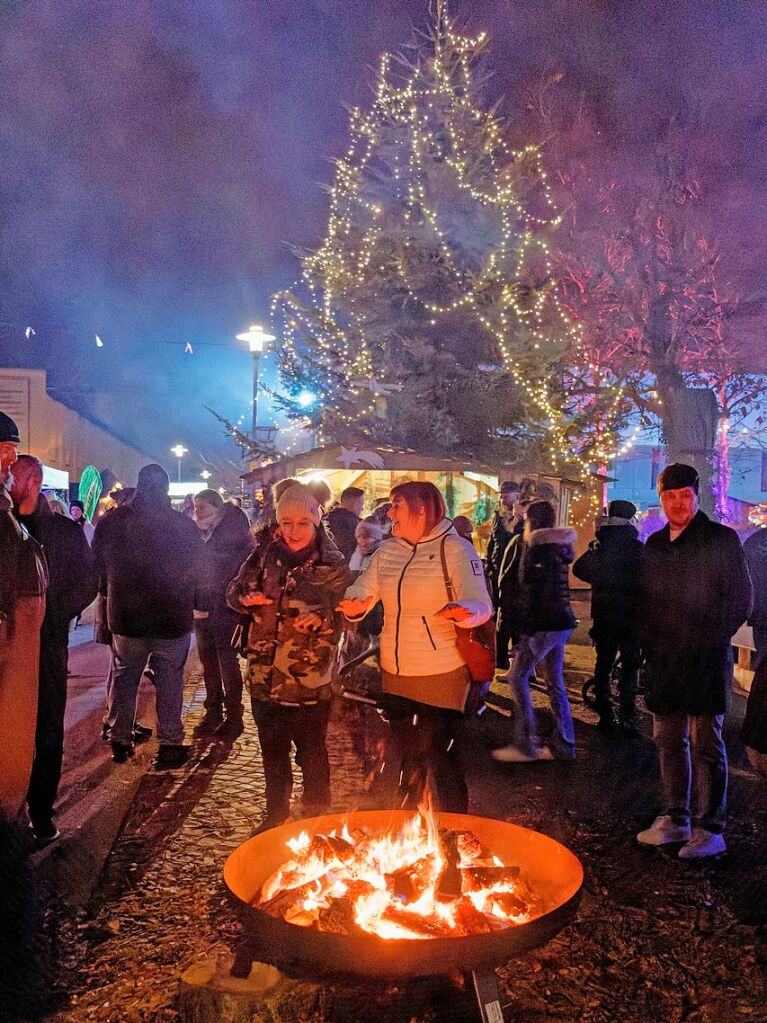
[[226, 526, 350, 705], [343, 519, 493, 677], [518, 527, 577, 635]]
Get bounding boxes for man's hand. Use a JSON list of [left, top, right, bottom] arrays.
[[337, 596, 374, 618], [436, 602, 472, 623], [295, 611, 324, 634], [240, 592, 274, 608]]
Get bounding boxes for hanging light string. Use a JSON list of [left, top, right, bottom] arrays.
[[271, 11, 629, 507]]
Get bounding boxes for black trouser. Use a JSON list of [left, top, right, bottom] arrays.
[[250, 700, 331, 818], [27, 614, 70, 829], [195, 617, 244, 716], [385, 696, 468, 813], [593, 632, 641, 720]]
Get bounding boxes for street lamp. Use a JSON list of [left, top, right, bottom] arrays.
[[200, 469, 212, 483], [236, 323, 275, 441], [170, 444, 188, 483]]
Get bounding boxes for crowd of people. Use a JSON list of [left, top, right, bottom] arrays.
[[3, 403, 767, 1010]]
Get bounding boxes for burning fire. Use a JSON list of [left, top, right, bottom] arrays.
[[255, 809, 537, 940]]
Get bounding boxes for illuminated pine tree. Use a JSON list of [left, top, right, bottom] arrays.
[[273, 3, 623, 473]]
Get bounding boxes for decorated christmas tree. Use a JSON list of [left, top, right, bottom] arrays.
[[273, 2, 622, 474]]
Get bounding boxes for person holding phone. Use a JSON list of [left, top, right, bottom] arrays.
[[226, 484, 349, 833], [338, 481, 492, 812]]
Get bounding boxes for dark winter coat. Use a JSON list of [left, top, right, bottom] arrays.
[[640, 511, 752, 717], [226, 526, 350, 705], [327, 506, 360, 563], [92, 492, 205, 639], [744, 528, 767, 629], [497, 532, 525, 633], [196, 504, 254, 623], [572, 522, 644, 638], [18, 495, 96, 624], [0, 480, 47, 615], [485, 511, 520, 604], [518, 527, 578, 635], [743, 656, 767, 755]]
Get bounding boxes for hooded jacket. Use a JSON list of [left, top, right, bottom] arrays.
[[517, 527, 577, 635], [572, 520, 643, 637], [343, 519, 493, 677], [640, 510, 752, 716], [92, 491, 205, 638], [226, 526, 350, 705]]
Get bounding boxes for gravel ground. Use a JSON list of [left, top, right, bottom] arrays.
[[29, 649, 767, 1023]]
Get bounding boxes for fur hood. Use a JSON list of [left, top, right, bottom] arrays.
[[527, 526, 577, 549]]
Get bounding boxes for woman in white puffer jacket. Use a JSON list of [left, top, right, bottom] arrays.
[[338, 481, 492, 812]]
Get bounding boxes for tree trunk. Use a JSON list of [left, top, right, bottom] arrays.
[[177, 956, 320, 1023], [656, 378, 718, 516]]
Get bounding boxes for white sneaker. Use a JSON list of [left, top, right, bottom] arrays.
[[678, 828, 726, 860], [636, 814, 692, 846], [491, 745, 554, 763]]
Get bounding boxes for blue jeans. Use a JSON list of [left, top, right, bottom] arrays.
[[109, 633, 191, 746], [506, 629, 575, 756], [653, 713, 727, 834]]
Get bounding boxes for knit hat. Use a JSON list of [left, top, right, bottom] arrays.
[[195, 488, 224, 509], [70, 499, 85, 512], [276, 484, 321, 527], [500, 480, 520, 494], [0, 411, 20, 444], [136, 463, 170, 497], [607, 500, 636, 521], [656, 462, 699, 495]]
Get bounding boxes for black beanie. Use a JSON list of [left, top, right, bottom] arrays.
[[136, 463, 170, 497], [656, 462, 699, 495], [0, 411, 20, 444], [607, 500, 636, 520]]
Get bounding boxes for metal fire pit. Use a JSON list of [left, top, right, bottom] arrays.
[[224, 809, 582, 1019]]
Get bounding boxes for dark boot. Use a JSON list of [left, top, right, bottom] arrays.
[[153, 744, 191, 771], [110, 741, 134, 764]]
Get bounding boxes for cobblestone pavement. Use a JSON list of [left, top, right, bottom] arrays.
[[38, 647, 767, 1023]]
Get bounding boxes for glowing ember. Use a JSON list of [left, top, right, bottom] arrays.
[[254, 810, 538, 940]]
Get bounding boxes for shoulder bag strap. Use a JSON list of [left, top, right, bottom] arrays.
[[439, 535, 455, 603]]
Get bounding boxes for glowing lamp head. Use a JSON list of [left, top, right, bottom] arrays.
[[237, 324, 275, 354], [170, 444, 188, 459], [200, 470, 212, 481], [297, 390, 317, 408]]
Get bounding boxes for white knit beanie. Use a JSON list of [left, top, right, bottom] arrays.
[[276, 484, 321, 527]]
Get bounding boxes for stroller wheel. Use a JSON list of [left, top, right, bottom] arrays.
[[581, 677, 598, 709]]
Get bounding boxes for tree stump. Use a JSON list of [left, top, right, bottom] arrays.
[[178, 955, 290, 1023]]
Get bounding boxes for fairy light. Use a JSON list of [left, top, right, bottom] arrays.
[[270, 8, 625, 513]]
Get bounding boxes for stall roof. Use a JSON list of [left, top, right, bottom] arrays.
[[241, 444, 500, 485]]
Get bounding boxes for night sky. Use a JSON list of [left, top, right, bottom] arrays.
[[1, 0, 765, 478]]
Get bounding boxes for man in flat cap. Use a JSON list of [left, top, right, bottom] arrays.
[[485, 479, 522, 668], [637, 463, 751, 859]]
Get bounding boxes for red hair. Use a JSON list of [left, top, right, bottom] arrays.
[[390, 481, 446, 537]]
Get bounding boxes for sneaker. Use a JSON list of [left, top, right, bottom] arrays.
[[678, 828, 726, 860], [491, 745, 554, 763], [132, 722, 153, 743], [110, 741, 135, 764], [152, 744, 191, 771], [30, 820, 61, 849], [637, 814, 692, 846]]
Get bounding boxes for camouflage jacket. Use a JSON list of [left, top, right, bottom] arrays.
[[226, 526, 350, 705]]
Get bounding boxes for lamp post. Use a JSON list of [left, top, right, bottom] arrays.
[[200, 469, 212, 484], [170, 444, 188, 483], [236, 324, 275, 442]]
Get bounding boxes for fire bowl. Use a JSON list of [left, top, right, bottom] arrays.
[[224, 810, 583, 976]]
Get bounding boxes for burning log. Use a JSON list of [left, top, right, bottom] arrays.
[[453, 897, 497, 935], [385, 856, 434, 904], [436, 831, 462, 902], [462, 865, 521, 892], [381, 905, 452, 939]]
